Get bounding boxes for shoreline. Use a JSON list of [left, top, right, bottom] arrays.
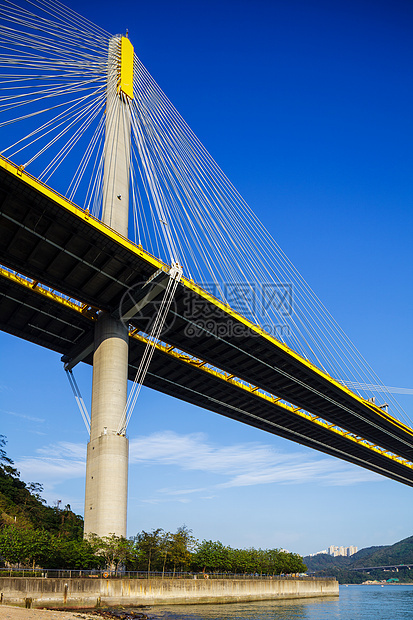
[[0, 607, 149, 620]]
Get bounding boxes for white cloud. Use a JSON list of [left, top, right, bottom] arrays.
[[36, 442, 86, 460], [129, 430, 381, 497], [2, 409, 45, 423], [15, 442, 86, 491], [219, 460, 378, 488], [157, 487, 207, 496], [13, 431, 380, 504], [130, 430, 283, 475]]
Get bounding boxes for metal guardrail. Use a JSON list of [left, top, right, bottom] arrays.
[[0, 568, 314, 580]]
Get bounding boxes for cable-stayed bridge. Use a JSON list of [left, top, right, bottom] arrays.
[[0, 0, 412, 537]]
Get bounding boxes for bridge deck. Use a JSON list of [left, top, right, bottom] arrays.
[[1, 156, 413, 485]]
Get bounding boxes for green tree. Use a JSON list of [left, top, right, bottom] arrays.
[[0, 436, 13, 468], [229, 547, 254, 574], [22, 529, 53, 570], [193, 540, 231, 573], [0, 525, 26, 565], [49, 537, 101, 569], [88, 533, 135, 574], [133, 528, 164, 574], [169, 525, 196, 575], [0, 525, 52, 569], [158, 530, 173, 577]]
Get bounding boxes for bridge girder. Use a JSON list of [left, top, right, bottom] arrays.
[[1, 156, 413, 489]]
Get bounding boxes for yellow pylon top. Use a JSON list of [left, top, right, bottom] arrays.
[[118, 36, 134, 99]]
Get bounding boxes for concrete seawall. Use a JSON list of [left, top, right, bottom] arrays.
[[0, 576, 339, 608]]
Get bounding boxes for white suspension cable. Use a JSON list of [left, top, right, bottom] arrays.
[[65, 368, 90, 434], [118, 265, 183, 434]]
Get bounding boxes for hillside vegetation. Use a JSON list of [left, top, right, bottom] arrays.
[[0, 435, 84, 538]]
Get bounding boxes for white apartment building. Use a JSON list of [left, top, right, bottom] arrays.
[[327, 545, 358, 557], [308, 545, 358, 557]]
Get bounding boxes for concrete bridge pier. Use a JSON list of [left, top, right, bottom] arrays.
[[84, 314, 129, 537]]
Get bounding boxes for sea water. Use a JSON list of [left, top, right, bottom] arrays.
[[138, 585, 413, 620]]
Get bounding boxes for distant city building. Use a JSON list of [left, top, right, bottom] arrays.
[[309, 545, 358, 557], [328, 545, 358, 557]]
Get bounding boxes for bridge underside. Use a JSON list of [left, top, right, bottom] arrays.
[[1, 156, 413, 487]]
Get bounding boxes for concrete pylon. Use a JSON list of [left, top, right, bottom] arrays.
[[101, 35, 132, 237], [84, 35, 134, 538]]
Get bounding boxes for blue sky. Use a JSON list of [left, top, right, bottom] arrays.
[[1, 0, 413, 557]]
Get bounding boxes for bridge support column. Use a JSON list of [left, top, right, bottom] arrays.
[[84, 35, 134, 538], [84, 314, 129, 537]]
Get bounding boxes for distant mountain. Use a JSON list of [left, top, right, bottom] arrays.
[[349, 545, 384, 563], [304, 553, 350, 571], [304, 544, 387, 571], [304, 536, 413, 583], [352, 536, 413, 568]]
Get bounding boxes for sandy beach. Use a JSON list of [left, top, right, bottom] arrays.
[[0, 607, 98, 620], [2, 606, 150, 620], [0, 606, 150, 620]]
